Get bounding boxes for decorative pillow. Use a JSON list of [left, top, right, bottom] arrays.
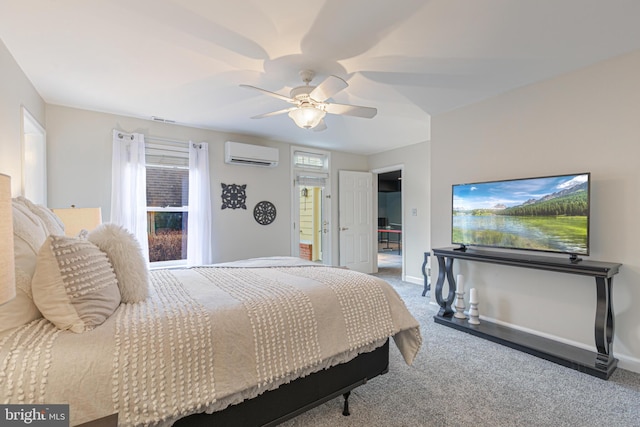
[[11, 201, 48, 280], [88, 223, 149, 303], [0, 202, 47, 333], [31, 235, 121, 333], [15, 196, 65, 236]]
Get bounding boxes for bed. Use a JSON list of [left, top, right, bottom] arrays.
[[1, 198, 422, 426]]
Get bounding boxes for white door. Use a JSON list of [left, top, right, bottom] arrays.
[[339, 170, 374, 273]]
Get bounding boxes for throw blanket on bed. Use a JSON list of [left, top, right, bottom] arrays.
[[1, 259, 421, 426]]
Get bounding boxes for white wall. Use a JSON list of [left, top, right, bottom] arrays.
[[431, 50, 640, 372], [369, 142, 431, 283], [0, 40, 45, 195], [45, 104, 369, 265]]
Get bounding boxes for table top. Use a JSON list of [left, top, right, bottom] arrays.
[[432, 246, 621, 278]]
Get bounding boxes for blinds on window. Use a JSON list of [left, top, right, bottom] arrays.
[[145, 140, 189, 207], [295, 172, 328, 187], [293, 150, 327, 170], [145, 141, 189, 168]]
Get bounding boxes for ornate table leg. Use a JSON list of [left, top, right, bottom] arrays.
[[421, 251, 430, 296], [435, 255, 456, 317], [594, 276, 615, 369]]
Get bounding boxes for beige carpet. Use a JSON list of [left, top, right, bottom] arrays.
[[280, 267, 640, 427]]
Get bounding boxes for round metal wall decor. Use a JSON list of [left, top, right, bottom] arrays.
[[253, 201, 276, 225], [221, 183, 247, 210]]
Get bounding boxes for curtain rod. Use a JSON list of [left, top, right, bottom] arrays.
[[116, 132, 134, 140], [116, 130, 203, 148], [146, 137, 207, 150]]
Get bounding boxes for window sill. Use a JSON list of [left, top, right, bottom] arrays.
[[149, 260, 188, 270]]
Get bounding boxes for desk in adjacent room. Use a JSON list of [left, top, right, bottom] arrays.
[[378, 229, 401, 254]]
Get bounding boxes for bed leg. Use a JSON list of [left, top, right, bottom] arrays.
[[342, 391, 351, 416]]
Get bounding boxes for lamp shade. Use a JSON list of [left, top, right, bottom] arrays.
[[52, 207, 103, 237], [288, 105, 326, 129], [0, 173, 16, 306]]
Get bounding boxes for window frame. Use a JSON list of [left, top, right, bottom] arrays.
[[145, 139, 190, 268]]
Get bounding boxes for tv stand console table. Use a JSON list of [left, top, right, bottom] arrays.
[[432, 247, 621, 379]]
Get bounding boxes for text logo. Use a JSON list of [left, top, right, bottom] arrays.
[[1, 405, 69, 426]]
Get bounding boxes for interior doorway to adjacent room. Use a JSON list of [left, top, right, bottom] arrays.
[[377, 169, 402, 277]]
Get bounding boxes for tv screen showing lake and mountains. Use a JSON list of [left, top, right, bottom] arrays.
[[452, 173, 590, 255]]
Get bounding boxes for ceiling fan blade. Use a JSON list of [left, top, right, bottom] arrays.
[[313, 120, 327, 132], [309, 75, 348, 102], [324, 102, 377, 118], [250, 107, 295, 119], [240, 84, 295, 103]]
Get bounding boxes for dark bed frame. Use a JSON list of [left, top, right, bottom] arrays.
[[173, 340, 390, 427]]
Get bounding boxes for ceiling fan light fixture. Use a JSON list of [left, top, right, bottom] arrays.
[[242, 70, 375, 131], [288, 105, 326, 129]]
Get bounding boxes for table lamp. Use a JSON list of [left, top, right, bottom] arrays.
[[0, 173, 16, 306], [52, 206, 103, 237]]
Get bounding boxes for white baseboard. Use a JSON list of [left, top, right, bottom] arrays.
[[404, 275, 423, 285], [616, 354, 640, 374], [426, 304, 640, 374], [487, 315, 640, 374]]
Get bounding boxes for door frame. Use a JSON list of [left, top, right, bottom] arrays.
[[290, 146, 332, 265], [372, 164, 405, 280], [21, 106, 47, 205]]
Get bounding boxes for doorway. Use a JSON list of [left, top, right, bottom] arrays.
[[377, 169, 402, 277], [291, 147, 331, 265], [298, 185, 324, 262], [21, 107, 47, 205]]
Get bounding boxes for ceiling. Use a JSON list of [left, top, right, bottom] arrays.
[[2, 1, 640, 155]]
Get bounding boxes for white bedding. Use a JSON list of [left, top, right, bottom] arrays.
[[0, 258, 421, 426]]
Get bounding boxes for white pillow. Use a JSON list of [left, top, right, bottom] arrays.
[[0, 202, 47, 333], [32, 235, 121, 333], [11, 201, 48, 281], [15, 196, 65, 236], [88, 223, 149, 303]]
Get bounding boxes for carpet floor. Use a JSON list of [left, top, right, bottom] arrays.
[[280, 267, 640, 427]]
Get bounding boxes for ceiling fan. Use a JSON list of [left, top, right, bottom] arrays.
[[240, 70, 377, 131]]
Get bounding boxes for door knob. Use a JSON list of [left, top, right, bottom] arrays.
[[340, 227, 349, 231]]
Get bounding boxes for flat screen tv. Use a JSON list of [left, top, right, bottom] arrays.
[[452, 172, 590, 258]]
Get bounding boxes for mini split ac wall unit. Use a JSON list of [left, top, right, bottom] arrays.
[[224, 141, 279, 167]]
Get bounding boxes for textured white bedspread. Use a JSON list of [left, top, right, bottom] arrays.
[[0, 258, 421, 426]]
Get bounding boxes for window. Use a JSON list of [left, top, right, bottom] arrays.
[[145, 141, 189, 265], [293, 150, 328, 170]]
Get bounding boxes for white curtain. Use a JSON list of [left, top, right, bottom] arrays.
[[187, 142, 212, 266], [110, 130, 149, 263]]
